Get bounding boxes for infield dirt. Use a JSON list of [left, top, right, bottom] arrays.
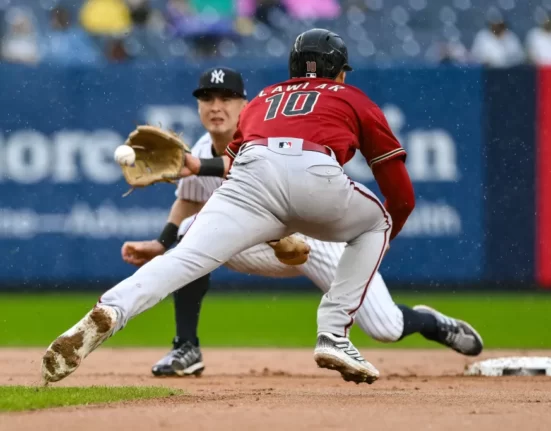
[[0, 348, 550, 431]]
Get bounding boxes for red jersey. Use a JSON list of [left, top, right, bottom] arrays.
[[225, 77, 406, 168], [224, 77, 415, 241]]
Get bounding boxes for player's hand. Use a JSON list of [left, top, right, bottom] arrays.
[[177, 153, 201, 178], [121, 240, 166, 267]]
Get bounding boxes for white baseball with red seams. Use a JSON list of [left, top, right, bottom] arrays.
[[113, 145, 136, 166]]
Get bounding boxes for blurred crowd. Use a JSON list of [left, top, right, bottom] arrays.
[[0, 0, 550, 67]]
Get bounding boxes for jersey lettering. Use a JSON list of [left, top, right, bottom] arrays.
[[264, 91, 321, 120]]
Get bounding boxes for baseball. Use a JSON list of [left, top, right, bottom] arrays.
[[114, 145, 136, 166]]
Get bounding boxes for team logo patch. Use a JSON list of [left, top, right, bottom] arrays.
[[211, 69, 225, 84]]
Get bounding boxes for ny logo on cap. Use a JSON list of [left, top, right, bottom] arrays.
[[211, 69, 225, 84]]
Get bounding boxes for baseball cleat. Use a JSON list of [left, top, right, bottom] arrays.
[[41, 304, 118, 383], [314, 332, 379, 384], [413, 305, 483, 356], [151, 354, 177, 377], [152, 338, 205, 377], [151, 340, 179, 377], [169, 341, 205, 377], [151, 337, 182, 377]]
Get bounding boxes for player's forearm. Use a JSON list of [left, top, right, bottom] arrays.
[[167, 199, 203, 226], [196, 155, 231, 178], [372, 158, 415, 240], [157, 199, 204, 249]]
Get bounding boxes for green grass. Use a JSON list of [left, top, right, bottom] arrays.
[[1, 292, 550, 349], [0, 386, 183, 412]]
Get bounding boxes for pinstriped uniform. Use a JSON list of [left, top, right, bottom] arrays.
[[176, 134, 404, 342], [176, 133, 224, 203]]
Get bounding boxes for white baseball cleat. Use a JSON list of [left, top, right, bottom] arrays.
[[41, 304, 118, 383], [314, 332, 379, 384]]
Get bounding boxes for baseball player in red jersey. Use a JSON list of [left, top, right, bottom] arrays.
[[42, 29, 414, 385]]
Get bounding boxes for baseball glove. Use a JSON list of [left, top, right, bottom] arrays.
[[120, 125, 191, 195], [268, 236, 311, 266]]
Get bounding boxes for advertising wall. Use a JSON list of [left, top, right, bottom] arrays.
[[0, 63, 541, 289]]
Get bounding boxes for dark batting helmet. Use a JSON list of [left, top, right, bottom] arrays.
[[289, 28, 353, 79]]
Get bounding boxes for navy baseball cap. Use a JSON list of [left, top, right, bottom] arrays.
[[192, 67, 247, 99]]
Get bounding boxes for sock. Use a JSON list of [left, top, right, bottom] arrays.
[[172, 273, 211, 347], [398, 304, 438, 340]]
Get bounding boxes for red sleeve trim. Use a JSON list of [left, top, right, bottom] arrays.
[[225, 146, 237, 160], [369, 148, 406, 167]]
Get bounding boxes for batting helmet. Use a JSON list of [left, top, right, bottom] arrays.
[[289, 28, 353, 80]]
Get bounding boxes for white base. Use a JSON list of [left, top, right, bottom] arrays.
[[464, 356, 551, 377]]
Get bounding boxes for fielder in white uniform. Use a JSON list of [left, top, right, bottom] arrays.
[[41, 59, 483, 385]]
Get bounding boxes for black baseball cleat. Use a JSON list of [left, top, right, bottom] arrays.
[[313, 332, 379, 384], [413, 305, 484, 356], [151, 339, 204, 377], [169, 341, 205, 377]]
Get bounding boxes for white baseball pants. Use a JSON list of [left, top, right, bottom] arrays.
[[100, 139, 391, 337]]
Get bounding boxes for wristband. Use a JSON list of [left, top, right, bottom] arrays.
[[197, 157, 225, 177], [157, 222, 179, 249]]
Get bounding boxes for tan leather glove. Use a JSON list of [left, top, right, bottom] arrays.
[[119, 125, 191, 195], [267, 236, 310, 266]]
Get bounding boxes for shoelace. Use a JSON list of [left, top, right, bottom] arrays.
[[173, 344, 200, 364], [335, 341, 365, 362], [438, 319, 474, 352]]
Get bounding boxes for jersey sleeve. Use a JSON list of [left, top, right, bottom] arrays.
[[358, 103, 406, 168], [225, 110, 247, 160]]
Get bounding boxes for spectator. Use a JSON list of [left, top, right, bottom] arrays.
[[80, 0, 132, 36], [526, 15, 551, 65], [470, 11, 525, 68], [236, 0, 339, 23], [191, 0, 234, 17], [127, 0, 152, 27], [281, 0, 340, 20], [165, 0, 236, 57], [42, 7, 102, 66], [1, 7, 40, 65], [426, 40, 469, 65]]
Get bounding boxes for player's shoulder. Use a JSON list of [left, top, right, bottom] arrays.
[[332, 82, 382, 114], [191, 132, 213, 157], [338, 81, 374, 100], [193, 132, 212, 148]]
